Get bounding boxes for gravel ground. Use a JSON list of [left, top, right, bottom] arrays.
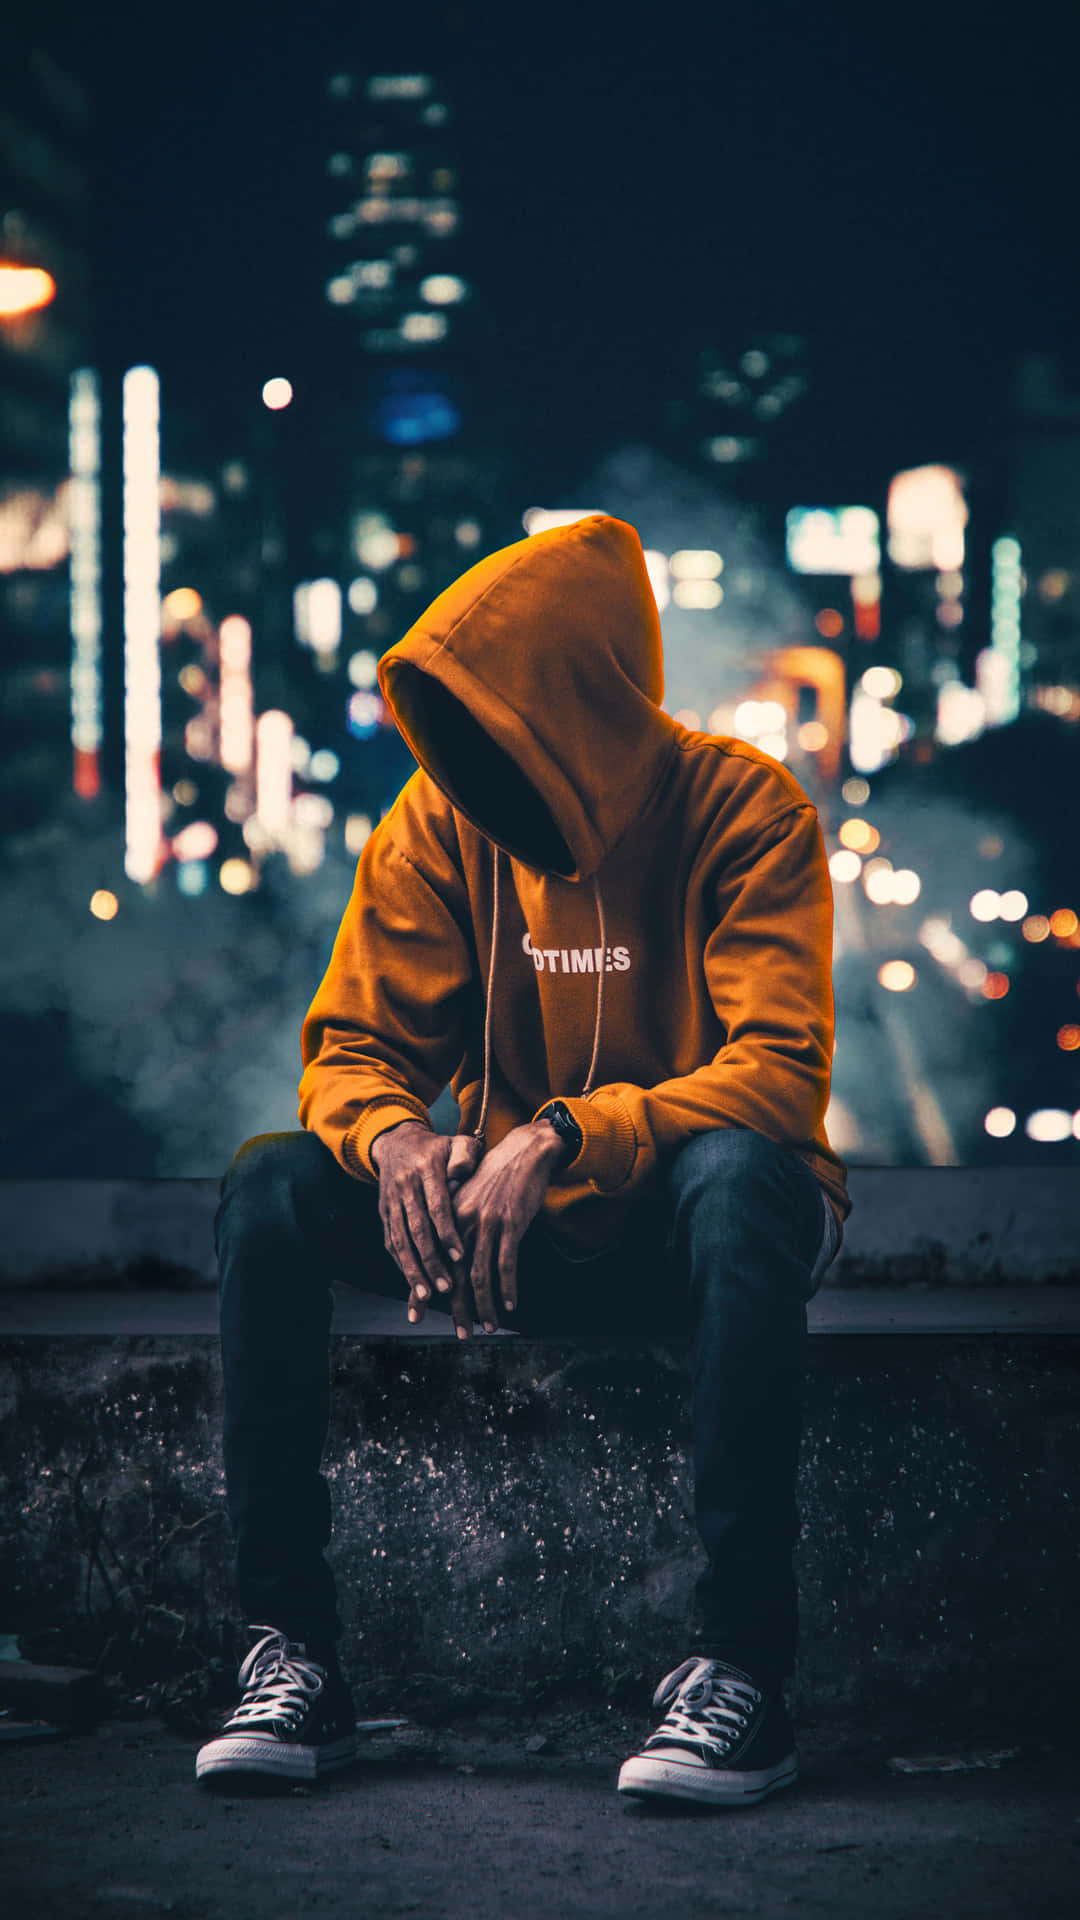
[[3, 1706, 1078, 1918]]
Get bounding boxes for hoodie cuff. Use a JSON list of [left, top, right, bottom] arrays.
[[344, 1096, 434, 1181], [531, 1093, 637, 1193]]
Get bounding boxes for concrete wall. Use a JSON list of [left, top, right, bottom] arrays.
[[1, 1166, 1078, 1292], [2, 1331, 1077, 1723]]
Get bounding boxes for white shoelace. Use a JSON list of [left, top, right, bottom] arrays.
[[224, 1626, 326, 1733], [649, 1658, 762, 1757]]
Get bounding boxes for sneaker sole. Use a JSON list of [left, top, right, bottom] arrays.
[[617, 1752, 798, 1807], [196, 1732, 357, 1785]]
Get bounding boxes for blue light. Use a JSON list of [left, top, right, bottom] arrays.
[[370, 369, 461, 446], [177, 859, 208, 896]]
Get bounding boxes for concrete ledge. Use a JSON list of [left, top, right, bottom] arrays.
[[1, 1166, 1078, 1292], [1, 1332, 1077, 1722], [3, 1286, 1080, 1336]]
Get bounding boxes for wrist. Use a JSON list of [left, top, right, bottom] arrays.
[[532, 1115, 568, 1165], [370, 1118, 429, 1170], [533, 1100, 583, 1170]]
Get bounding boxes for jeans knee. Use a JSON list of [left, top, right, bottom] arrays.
[[215, 1131, 327, 1243], [663, 1126, 824, 1292]]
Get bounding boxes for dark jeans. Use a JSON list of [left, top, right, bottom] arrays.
[[213, 1123, 838, 1686]]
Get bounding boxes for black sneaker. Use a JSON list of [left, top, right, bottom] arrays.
[[196, 1626, 357, 1787], [617, 1656, 797, 1807]]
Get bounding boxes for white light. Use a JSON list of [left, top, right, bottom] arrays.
[[878, 960, 917, 992], [262, 378, 293, 410], [886, 466, 967, 570], [293, 792, 334, 830], [419, 273, 466, 304], [998, 890, 1028, 922], [356, 529, 399, 570], [522, 507, 607, 536], [400, 311, 447, 342], [308, 749, 340, 782], [970, 889, 1001, 922], [327, 276, 355, 305], [957, 958, 988, 988], [890, 869, 922, 906], [345, 812, 373, 855], [219, 615, 254, 776], [455, 520, 481, 547], [670, 549, 724, 578], [829, 850, 863, 883], [984, 1107, 1016, 1138], [69, 369, 103, 784], [757, 732, 788, 761], [347, 649, 379, 688], [785, 506, 880, 576], [294, 576, 340, 652], [919, 917, 967, 966], [172, 820, 219, 862], [348, 577, 378, 614], [861, 666, 902, 700], [733, 700, 765, 737], [307, 578, 342, 653], [1025, 1109, 1073, 1143], [935, 681, 987, 747], [672, 578, 724, 609], [256, 710, 293, 841], [642, 549, 670, 612], [849, 689, 899, 774], [122, 365, 164, 885], [864, 866, 898, 904], [290, 736, 311, 773]]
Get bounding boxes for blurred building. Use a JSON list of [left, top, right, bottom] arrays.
[[1006, 353, 1080, 710], [0, 41, 92, 839], [295, 63, 517, 831]]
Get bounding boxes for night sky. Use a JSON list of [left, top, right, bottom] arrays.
[[30, 0, 1080, 503]]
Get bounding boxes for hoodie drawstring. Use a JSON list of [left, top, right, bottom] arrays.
[[472, 845, 606, 1147]]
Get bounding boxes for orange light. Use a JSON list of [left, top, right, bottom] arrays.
[[0, 263, 57, 317], [815, 608, 844, 638], [163, 587, 203, 622], [838, 817, 880, 853], [1057, 1025, 1080, 1051], [982, 973, 1010, 999], [1050, 909, 1078, 938], [73, 747, 100, 800]]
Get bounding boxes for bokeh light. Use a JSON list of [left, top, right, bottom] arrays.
[[839, 818, 880, 853], [1025, 1109, 1073, 1143], [220, 859, 257, 894], [878, 960, 916, 991], [984, 1108, 1016, 1138], [262, 378, 293, 410], [89, 890, 118, 921]]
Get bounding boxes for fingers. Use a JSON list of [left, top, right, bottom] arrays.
[[388, 1171, 455, 1301]]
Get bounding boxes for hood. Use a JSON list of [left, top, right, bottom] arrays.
[[377, 513, 678, 1144], [376, 513, 677, 884]]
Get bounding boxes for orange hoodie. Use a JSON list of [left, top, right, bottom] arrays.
[[298, 512, 851, 1257]]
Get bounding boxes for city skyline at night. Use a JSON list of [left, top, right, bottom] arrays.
[[2, 0, 1078, 1179]]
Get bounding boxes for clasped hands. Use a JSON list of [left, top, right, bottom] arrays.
[[371, 1120, 564, 1339]]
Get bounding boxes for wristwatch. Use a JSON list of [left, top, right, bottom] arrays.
[[536, 1099, 584, 1168]]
